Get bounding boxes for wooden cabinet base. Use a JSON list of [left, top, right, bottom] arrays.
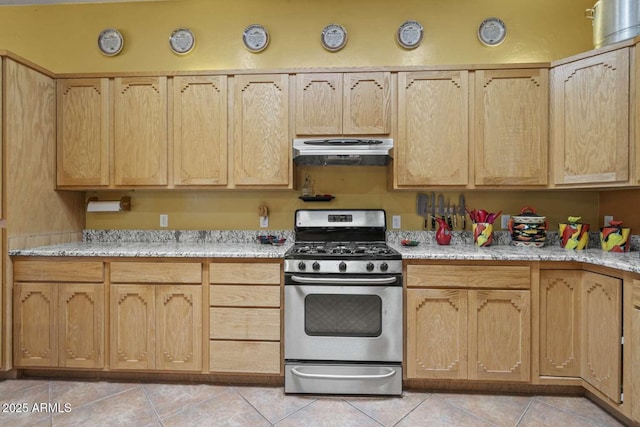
[[209, 341, 280, 374]]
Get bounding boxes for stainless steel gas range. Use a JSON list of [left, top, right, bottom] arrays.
[[284, 209, 403, 396]]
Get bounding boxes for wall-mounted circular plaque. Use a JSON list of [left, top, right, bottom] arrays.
[[98, 28, 124, 56], [321, 24, 347, 52], [397, 20, 424, 49], [478, 17, 507, 46], [169, 27, 195, 55], [243, 24, 269, 52]]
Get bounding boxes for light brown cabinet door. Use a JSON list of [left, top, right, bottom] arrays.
[[57, 78, 110, 187], [475, 69, 548, 186], [114, 76, 168, 186], [59, 283, 104, 369], [581, 272, 622, 403], [631, 279, 640, 423], [232, 74, 290, 187], [551, 48, 630, 186], [110, 284, 156, 370], [173, 76, 228, 186], [343, 72, 391, 135], [14, 283, 58, 367], [396, 71, 469, 187], [406, 289, 468, 379], [468, 289, 530, 382], [295, 73, 342, 135], [539, 270, 581, 377], [155, 285, 202, 371]]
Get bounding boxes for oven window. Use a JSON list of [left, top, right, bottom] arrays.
[[304, 294, 382, 337]]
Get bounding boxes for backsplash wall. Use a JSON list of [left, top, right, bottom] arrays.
[[87, 166, 600, 231]]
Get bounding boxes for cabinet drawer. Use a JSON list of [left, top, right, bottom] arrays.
[[14, 260, 104, 283], [209, 307, 280, 340], [210, 262, 280, 285], [407, 265, 530, 289], [209, 285, 280, 307], [209, 340, 280, 374], [111, 262, 202, 283]]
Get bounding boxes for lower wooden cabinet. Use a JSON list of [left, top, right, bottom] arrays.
[[631, 279, 640, 423], [539, 269, 622, 404], [209, 262, 281, 374], [109, 262, 203, 372], [406, 264, 531, 382]]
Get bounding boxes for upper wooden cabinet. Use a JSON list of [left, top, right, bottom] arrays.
[[173, 75, 228, 187], [114, 77, 168, 186], [57, 78, 110, 188], [396, 71, 469, 187], [474, 68, 549, 186], [295, 72, 391, 135], [232, 74, 291, 188], [551, 48, 630, 187]]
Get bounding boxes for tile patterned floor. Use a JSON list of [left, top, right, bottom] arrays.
[[0, 378, 628, 426]]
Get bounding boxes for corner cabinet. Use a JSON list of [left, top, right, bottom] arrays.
[[114, 77, 168, 186], [295, 72, 391, 135], [56, 78, 110, 187], [406, 263, 531, 382], [13, 260, 105, 369], [474, 68, 549, 187], [395, 71, 469, 187], [109, 261, 202, 371], [551, 47, 630, 187]]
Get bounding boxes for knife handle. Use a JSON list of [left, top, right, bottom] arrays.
[[447, 214, 453, 229], [431, 216, 435, 230]]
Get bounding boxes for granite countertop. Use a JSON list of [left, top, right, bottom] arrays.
[[8, 229, 640, 274]]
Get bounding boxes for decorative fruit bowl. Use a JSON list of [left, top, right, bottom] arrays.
[[257, 235, 286, 245], [401, 239, 420, 247]]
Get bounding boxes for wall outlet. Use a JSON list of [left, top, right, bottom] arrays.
[[501, 214, 510, 229], [160, 214, 168, 228], [392, 215, 401, 229], [604, 215, 613, 226], [260, 216, 269, 228]]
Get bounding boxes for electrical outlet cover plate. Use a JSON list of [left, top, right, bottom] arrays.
[[392, 215, 401, 229], [160, 214, 168, 228], [260, 216, 269, 228], [501, 215, 510, 229]]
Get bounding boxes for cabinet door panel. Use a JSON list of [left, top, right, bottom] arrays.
[[632, 279, 640, 422], [156, 285, 202, 371], [59, 283, 104, 369], [14, 283, 58, 367], [232, 74, 289, 187], [57, 78, 110, 187], [581, 272, 621, 403], [296, 73, 342, 135], [475, 69, 548, 186], [173, 76, 228, 186], [343, 72, 390, 134], [552, 49, 629, 185], [406, 289, 467, 379], [397, 71, 468, 186], [468, 290, 530, 382], [539, 270, 581, 377], [110, 284, 155, 370], [114, 77, 168, 186]]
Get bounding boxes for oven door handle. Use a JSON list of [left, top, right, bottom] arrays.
[[290, 366, 397, 380], [290, 275, 398, 285]]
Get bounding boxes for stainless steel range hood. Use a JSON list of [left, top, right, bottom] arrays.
[[292, 138, 393, 166]]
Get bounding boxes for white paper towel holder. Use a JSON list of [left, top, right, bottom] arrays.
[[87, 196, 131, 212]]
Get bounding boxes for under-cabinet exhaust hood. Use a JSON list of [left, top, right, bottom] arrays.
[[292, 138, 393, 166]]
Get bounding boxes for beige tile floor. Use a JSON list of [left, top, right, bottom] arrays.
[[0, 378, 628, 426]]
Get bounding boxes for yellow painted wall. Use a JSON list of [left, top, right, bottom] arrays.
[[0, 0, 603, 231]]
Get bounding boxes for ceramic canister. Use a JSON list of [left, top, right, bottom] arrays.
[[559, 222, 590, 250], [508, 206, 548, 248], [600, 220, 631, 252]]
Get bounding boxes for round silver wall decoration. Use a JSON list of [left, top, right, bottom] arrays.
[[97, 28, 124, 56], [321, 24, 348, 52], [169, 27, 196, 55], [397, 20, 424, 49], [478, 17, 506, 46], [243, 24, 269, 52]]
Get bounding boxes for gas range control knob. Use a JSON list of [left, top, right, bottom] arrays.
[[312, 261, 320, 271], [297, 261, 306, 271], [339, 261, 347, 272], [366, 262, 375, 272], [380, 262, 388, 272]]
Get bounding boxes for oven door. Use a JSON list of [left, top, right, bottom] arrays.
[[284, 274, 402, 363]]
